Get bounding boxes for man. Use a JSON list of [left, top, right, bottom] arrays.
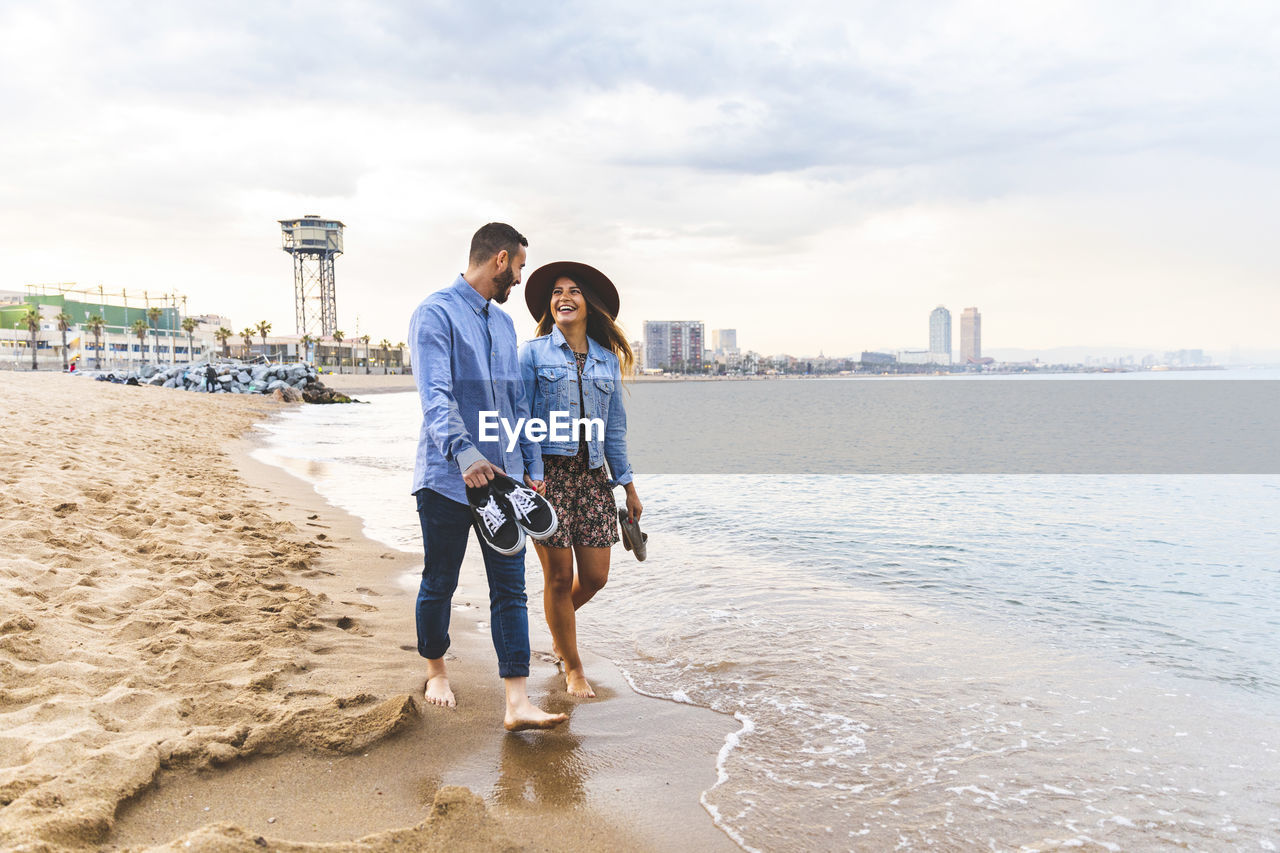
[[408, 222, 567, 731]]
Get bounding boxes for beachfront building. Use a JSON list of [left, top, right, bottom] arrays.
[[897, 349, 934, 365], [643, 320, 704, 373], [929, 306, 952, 364], [223, 333, 405, 374], [0, 284, 209, 370], [0, 283, 406, 374], [960, 307, 982, 363], [312, 336, 405, 374]]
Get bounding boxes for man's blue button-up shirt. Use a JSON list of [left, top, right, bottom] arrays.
[[409, 275, 537, 505]]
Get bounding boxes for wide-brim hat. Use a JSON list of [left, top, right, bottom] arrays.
[[524, 261, 620, 322]]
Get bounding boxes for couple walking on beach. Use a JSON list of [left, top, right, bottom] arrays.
[[408, 222, 643, 731]]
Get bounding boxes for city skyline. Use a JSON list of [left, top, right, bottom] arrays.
[[7, 281, 1249, 369], [2, 3, 1278, 355]]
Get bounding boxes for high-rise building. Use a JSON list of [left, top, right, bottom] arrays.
[[929, 306, 951, 363], [643, 320, 704, 372], [712, 328, 738, 355], [960, 307, 982, 363]]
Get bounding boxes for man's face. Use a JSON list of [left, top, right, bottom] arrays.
[[492, 245, 527, 304]]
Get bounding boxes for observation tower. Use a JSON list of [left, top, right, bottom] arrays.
[[279, 215, 344, 337]]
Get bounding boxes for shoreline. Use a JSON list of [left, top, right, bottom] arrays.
[[220, 420, 740, 851], [0, 371, 737, 852]]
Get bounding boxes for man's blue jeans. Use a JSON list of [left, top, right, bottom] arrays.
[[414, 488, 530, 678]]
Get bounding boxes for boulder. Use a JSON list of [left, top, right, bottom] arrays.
[[271, 386, 303, 403], [302, 386, 353, 404]]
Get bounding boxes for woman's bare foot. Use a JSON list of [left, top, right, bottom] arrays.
[[565, 668, 596, 698], [424, 658, 455, 708], [424, 674, 456, 708], [504, 701, 568, 732]]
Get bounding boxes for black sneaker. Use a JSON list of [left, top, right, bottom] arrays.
[[490, 473, 558, 540], [467, 484, 526, 555]]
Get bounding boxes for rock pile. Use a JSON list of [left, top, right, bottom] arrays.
[[95, 361, 355, 404]]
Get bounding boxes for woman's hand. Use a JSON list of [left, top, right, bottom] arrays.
[[524, 475, 545, 494], [624, 486, 642, 524]]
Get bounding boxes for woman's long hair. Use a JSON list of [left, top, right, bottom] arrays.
[[535, 276, 635, 376]]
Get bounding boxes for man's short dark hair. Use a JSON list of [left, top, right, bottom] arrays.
[[469, 222, 528, 267]]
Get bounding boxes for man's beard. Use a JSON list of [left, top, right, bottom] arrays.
[[493, 266, 515, 303]]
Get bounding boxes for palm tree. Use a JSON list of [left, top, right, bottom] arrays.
[[132, 318, 149, 367], [22, 306, 41, 370], [379, 338, 391, 374], [332, 330, 345, 374], [256, 320, 272, 360], [181, 317, 197, 362], [300, 333, 315, 364], [87, 314, 105, 370], [146, 307, 163, 364], [360, 334, 371, 374], [215, 326, 233, 358], [240, 327, 255, 359], [55, 311, 72, 371]]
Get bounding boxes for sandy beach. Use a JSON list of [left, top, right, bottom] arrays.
[[0, 371, 736, 852]]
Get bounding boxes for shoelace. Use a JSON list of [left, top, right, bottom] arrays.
[[476, 496, 508, 535], [506, 487, 539, 520]]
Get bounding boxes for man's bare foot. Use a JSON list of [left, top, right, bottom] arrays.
[[503, 702, 568, 732], [565, 669, 596, 698]]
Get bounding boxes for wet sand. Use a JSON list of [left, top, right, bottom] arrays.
[[0, 371, 736, 852]]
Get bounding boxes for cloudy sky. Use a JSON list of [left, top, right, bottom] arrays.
[[2, 0, 1276, 356]]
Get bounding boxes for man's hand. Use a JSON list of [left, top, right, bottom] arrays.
[[463, 459, 504, 488], [524, 475, 545, 494]]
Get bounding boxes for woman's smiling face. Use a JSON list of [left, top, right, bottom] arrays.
[[550, 277, 587, 327]]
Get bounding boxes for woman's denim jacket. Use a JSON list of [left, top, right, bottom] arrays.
[[519, 327, 633, 488]]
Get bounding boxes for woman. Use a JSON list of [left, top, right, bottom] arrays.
[[520, 261, 642, 698]]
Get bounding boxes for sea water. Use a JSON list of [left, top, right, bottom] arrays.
[[253, 372, 1280, 851]]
